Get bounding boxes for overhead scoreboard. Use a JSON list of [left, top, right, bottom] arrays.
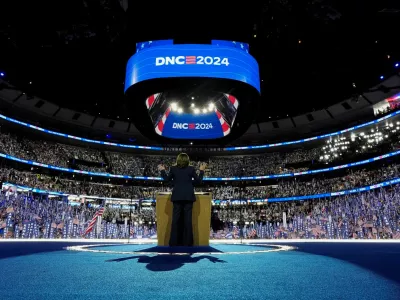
[[124, 39, 260, 142]]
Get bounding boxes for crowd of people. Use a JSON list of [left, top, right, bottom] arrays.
[[1, 120, 399, 177], [1, 184, 399, 240], [0, 115, 399, 240], [1, 161, 399, 200], [0, 131, 316, 176]]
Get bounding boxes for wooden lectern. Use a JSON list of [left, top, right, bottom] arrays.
[[156, 192, 212, 246]]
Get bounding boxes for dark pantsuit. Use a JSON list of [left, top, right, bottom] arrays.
[[161, 165, 204, 247], [169, 201, 193, 246]]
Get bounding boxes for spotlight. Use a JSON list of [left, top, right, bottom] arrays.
[[191, 103, 195, 107], [171, 102, 178, 111], [0, 72, 4, 77], [202, 108, 207, 113], [194, 108, 200, 114], [177, 108, 183, 113], [208, 103, 214, 109]]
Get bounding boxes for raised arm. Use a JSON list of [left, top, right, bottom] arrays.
[[192, 163, 206, 184], [159, 165, 173, 182]]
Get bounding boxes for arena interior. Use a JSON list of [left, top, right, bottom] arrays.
[[1, 2, 400, 300]]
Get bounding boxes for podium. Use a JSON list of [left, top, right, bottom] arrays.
[[156, 192, 212, 246]]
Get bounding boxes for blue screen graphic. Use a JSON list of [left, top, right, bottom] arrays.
[[160, 111, 223, 139], [125, 40, 260, 93]]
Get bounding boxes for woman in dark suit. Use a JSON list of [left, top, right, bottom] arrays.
[[158, 153, 206, 247]]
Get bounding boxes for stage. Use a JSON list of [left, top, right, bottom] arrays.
[[0, 239, 399, 299]]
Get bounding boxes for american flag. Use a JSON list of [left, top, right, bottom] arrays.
[[248, 228, 257, 238], [185, 56, 196, 64], [232, 226, 239, 238], [84, 207, 105, 235]]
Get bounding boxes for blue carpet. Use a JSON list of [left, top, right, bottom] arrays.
[[0, 242, 399, 300]]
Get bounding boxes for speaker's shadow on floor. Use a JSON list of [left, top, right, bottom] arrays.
[[106, 246, 226, 272]]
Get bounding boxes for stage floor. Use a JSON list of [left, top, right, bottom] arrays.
[[0, 239, 399, 300]]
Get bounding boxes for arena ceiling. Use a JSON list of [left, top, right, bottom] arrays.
[[1, 1, 400, 124]]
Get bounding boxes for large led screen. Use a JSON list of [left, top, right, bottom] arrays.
[[124, 40, 259, 140], [146, 92, 238, 140], [124, 40, 260, 93]]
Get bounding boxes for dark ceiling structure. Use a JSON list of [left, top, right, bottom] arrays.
[[1, 0, 400, 123]]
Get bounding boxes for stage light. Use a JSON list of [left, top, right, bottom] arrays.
[[380, 75, 384, 79], [170, 102, 178, 111], [191, 97, 194, 100], [177, 108, 183, 113], [194, 108, 200, 114], [202, 108, 207, 113], [208, 103, 214, 109], [191, 103, 195, 107], [0, 72, 4, 77], [396, 63, 399, 67]]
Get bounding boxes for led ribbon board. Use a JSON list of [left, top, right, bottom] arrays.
[[1, 148, 399, 181], [4, 176, 400, 204], [124, 40, 260, 141], [1, 106, 400, 150]]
